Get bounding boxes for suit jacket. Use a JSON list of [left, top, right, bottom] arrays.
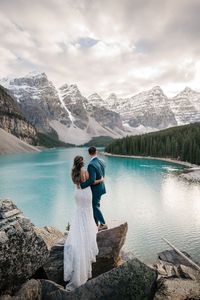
[[80, 157, 106, 198]]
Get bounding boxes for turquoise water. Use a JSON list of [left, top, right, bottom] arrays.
[[0, 148, 200, 263]]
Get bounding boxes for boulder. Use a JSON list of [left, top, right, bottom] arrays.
[[41, 258, 157, 300], [154, 277, 200, 300], [43, 221, 128, 285], [92, 220, 128, 277], [14, 279, 42, 300], [158, 249, 196, 267], [155, 250, 200, 281], [34, 226, 64, 251], [0, 280, 42, 300], [0, 199, 49, 294]]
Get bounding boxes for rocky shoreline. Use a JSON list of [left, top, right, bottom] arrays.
[[0, 199, 200, 299], [102, 152, 200, 182]]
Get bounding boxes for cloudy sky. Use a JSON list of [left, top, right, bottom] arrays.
[[1, 0, 200, 97]]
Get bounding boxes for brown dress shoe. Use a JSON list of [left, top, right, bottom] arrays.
[[98, 224, 108, 231]]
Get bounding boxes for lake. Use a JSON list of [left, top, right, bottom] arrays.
[[0, 147, 200, 263]]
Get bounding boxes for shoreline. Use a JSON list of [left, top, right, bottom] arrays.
[[101, 151, 197, 168], [102, 152, 200, 182]]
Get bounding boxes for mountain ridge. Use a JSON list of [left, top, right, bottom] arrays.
[[1, 72, 200, 145]]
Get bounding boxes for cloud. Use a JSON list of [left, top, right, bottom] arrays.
[[0, 0, 200, 97]]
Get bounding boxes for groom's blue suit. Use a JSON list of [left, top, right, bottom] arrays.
[[80, 157, 106, 225]]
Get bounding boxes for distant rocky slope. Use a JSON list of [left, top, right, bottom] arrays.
[[0, 73, 125, 145], [0, 128, 39, 155], [1, 71, 200, 146], [89, 86, 200, 133], [0, 85, 38, 145]]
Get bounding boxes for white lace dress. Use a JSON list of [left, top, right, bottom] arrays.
[[64, 185, 99, 290]]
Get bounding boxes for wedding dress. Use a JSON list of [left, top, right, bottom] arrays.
[[64, 185, 99, 290]]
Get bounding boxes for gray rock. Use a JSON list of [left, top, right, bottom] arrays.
[[41, 258, 157, 300], [0, 199, 49, 295], [43, 221, 128, 285], [158, 249, 196, 267], [178, 264, 200, 281], [92, 221, 128, 277], [154, 277, 200, 300], [34, 226, 64, 251], [14, 279, 42, 300]]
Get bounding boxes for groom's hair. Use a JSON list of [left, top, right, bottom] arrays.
[[88, 146, 96, 155]]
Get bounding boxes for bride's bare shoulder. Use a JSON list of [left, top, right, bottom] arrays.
[[80, 169, 89, 182]]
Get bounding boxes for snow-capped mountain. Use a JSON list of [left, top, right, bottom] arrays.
[[0, 72, 71, 132], [1, 71, 200, 146], [103, 86, 177, 131], [87, 93, 106, 107], [101, 86, 200, 131], [0, 72, 125, 145], [169, 87, 200, 125]]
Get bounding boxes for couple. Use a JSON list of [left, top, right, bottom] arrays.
[[64, 146, 108, 291]]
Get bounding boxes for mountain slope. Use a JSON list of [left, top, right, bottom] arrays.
[[0, 128, 39, 155], [0, 73, 125, 145], [0, 85, 38, 145], [105, 86, 177, 131], [0, 72, 71, 132], [169, 87, 200, 124]]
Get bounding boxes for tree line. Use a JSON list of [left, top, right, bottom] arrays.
[[105, 122, 200, 165]]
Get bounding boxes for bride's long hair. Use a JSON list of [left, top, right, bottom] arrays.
[[71, 156, 84, 185]]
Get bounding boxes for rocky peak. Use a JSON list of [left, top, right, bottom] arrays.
[[150, 85, 165, 96], [175, 87, 196, 98], [87, 93, 105, 107], [106, 93, 118, 102], [7, 72, 50, 89], [59, 83, 82, 101], [0, 73, 71, 131]]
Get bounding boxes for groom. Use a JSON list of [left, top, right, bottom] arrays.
[[80, 146, 108, 231]]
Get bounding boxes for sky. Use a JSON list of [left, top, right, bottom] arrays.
[[1, 0, 200, 98]]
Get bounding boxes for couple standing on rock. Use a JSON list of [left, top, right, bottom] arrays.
[[64, 146, 108, 291]]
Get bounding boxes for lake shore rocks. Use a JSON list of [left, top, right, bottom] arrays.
[[41, 258, 157, 300], [1, 199, 200, 299], [153, 249, 200, 299], [43, 220, 128, 285], [0, 199, 49, 295]]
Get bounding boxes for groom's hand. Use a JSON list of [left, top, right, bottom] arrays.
[[80, 165, 96, 189]]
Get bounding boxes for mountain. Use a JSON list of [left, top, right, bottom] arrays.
[[56, 83, 125, 144], [103, 86, 200, 131], [0, 85, 38, 145], [104, 86, 177, 131], [0, 73, 125, 145], [0, 72, 71, 132], [1, 71, 200, 145], [169, 87, 200, 125], [87, 93, 106, 107]]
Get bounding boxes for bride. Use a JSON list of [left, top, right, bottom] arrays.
[[64, 155, 104, 291]]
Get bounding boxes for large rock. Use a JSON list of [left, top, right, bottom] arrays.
[[158, 249, 196, 267], [154, 277, 200, 300], [43, 221, 128, 285], [41, 258, 157, 300], [155, 250, 200, 281], [0, 279, 42, 300], [0, 199, 49, 294]]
